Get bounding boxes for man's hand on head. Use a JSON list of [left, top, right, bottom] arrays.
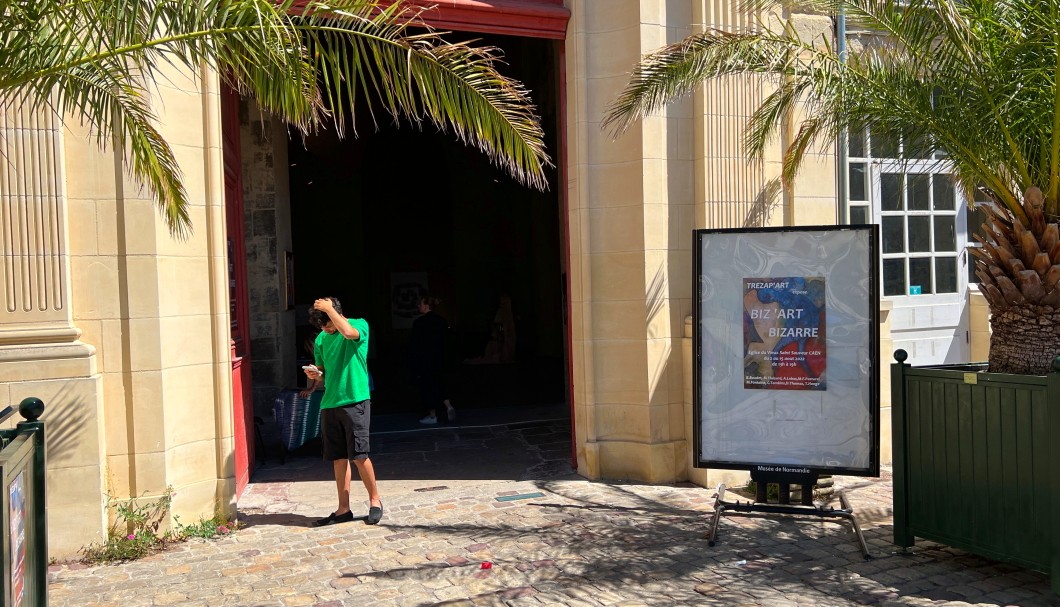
[[313, 297, 360, 340]]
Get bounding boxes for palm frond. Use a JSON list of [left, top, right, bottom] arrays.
[[294, 2, 550, 189], [0, 0, 551, 236], [602, 27, 815, 137], [607, 0, 1060, 221]]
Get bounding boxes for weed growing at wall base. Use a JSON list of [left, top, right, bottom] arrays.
[[174, 514, 234, 540], [79, 487, 239, 564]]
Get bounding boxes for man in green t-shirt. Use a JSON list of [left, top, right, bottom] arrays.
[[303, 296, 382, 526]]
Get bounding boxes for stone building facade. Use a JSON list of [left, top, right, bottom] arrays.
[[0, 0, 971, 559]]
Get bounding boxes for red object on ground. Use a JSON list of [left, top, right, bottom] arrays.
[[481, 562, 493, 569]]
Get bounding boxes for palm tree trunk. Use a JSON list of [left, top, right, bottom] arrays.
[[988, 304, 1060, 374], [971, 188, 1060, 375]]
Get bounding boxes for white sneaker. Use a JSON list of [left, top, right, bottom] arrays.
[[419, 415, 438, 425]]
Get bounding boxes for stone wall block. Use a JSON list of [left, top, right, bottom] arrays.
[[253, 209, 276, 237]]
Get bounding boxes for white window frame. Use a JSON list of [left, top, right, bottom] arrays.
[[872, 159, 969, 304], [845, 128, 973, 302]]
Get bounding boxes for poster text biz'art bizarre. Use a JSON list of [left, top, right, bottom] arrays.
[[743, 277, 827, 391], [694, 226, 880, 476]]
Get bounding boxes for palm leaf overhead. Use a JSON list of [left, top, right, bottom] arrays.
[[604, 0, 1060, 222], [605, 0, 1060, 374], [0, 0, 551, 238]]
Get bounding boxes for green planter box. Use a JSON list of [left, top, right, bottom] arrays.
[[891, 352, 1060, 592]]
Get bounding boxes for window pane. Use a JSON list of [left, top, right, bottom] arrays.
[[908, 216, 931, 252], [884, 259, 906, 296], [933, 174, 955, 210], [883, 217, 905, 253], [973, 184, 992, 204], [849, 127, 866, 157], [909, 258, 933, 294], [908, 174, 930, 210], [969, 250, 981, 284], [968, 203, 989, 241], [905, 131, 933, 159], [872, 126, 899, 157], [934, 216, 956, 251], [936, 257, 957, 293], [882, 174, 903, 211], [849, 163, 867, 201], [850, 205, 870, 224]]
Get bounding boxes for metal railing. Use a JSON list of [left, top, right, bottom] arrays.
[[0, 397, 47, 607]]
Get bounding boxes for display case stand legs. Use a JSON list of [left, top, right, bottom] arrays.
[[706, 483, 872, 560]]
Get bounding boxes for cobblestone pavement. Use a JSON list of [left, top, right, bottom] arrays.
[[49, 420, 1060, 606]]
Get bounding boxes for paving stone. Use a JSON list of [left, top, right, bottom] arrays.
[[44, 425, 1060, 607]]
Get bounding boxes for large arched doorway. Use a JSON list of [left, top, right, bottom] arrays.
[[229, 1, 572, 477], [288, 30, 566, 423]]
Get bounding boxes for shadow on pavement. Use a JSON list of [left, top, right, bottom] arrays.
[[236, 511, 328, 528], [250, 418, 575, 484], [324, 475, 1060, 607]]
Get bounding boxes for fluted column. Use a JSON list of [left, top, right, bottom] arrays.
[[0, 93, 80, 344]]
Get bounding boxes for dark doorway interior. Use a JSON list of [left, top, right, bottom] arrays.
[[287, 33, 566, 418]]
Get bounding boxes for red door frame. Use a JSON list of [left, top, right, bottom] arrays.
[[289, 0, 569, 39], [399, 0, 568, 39], [221, 85, 255, 496]]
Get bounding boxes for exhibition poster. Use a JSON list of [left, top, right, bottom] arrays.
[[743, 277, 826, 390], [9, 471, 26, 607]]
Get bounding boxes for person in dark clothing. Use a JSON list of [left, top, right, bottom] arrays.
[[410, 295, 456, 424]]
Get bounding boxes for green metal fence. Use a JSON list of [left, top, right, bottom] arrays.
[[0, 397, 47, 607], [892, 353, 1060, 593]]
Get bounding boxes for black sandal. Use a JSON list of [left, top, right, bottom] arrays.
[[366, 501, 383, 525], [314, 511, 355, 527]]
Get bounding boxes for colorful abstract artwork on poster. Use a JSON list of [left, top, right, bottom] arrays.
[[743, 277, 826, 390], [9, 471, 26, 607]]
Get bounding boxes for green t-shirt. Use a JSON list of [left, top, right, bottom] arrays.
[[314, 318, 370, 409]]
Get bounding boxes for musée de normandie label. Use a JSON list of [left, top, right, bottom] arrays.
[[754, 465, 813, 474], [743, 277, 827, 391]]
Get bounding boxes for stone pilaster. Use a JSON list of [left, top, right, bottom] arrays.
[[0, 92, 106, 557], [566, 0, 693, 483]]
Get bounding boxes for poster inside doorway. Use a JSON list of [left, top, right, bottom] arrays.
[[390, 272, 429, 329], [743, 277, 826, 390]]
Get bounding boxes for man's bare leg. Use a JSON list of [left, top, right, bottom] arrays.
[[333, 459, 352, 515], [352, 457, 381, 507]]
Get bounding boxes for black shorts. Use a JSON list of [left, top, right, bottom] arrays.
[[321, 400, 371, 461]]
